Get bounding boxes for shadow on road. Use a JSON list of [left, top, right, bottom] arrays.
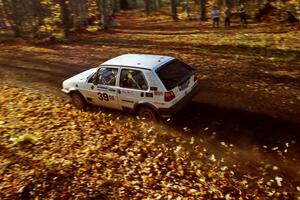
[[168, 101, 300, 152]]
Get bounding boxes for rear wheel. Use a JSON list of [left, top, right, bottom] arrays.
[[137, 106, 158, 121], [71, 92, 87, 110]]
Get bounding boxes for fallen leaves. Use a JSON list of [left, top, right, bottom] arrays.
[[0, 83, 298, 199], [275, 176, 283, 187]]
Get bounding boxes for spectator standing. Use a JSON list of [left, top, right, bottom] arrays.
[[211, 6, 220, 28], [239, 4, 247, 27], [224, 6, 231, 28]]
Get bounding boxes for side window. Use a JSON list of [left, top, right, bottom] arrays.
[[96, 68, 118, 86], [120, 69, 148, 90], [88, 72, 97, 83]]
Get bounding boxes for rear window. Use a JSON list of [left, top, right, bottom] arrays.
[[156, 60, 193, 90]]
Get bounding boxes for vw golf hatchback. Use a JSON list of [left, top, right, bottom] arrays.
[[62, 54, 199, 120]]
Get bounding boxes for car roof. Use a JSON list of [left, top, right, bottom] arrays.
[[101, 54, 175, 70]]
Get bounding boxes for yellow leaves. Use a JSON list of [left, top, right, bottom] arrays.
[[0, 83, 298, 198], [272, 147, 279, 151], [86, 26, 99, 32], [190, 137, 194, 145], [9, 133, 39, 146], [275, 176, 283, 187], [183, 127, 190, 132], [96, 179, 104, 185], [82, 146, 92, 155], [285, 142, 289, 148], [209, 154, 216, 162]]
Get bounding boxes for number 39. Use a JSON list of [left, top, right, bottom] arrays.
[[97, 92, 109, 101]]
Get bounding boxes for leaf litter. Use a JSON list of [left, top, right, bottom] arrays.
[[0, 83, 298, 199]]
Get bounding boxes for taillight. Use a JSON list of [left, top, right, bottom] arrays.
[[164, 91, 175, 102]]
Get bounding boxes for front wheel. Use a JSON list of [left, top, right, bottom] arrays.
[[71, 92, 87, 110], [137, 106, 158, 121]]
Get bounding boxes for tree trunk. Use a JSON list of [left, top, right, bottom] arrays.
[[58, 0, 71, 37], [145, 0, 150, 14], [158, 0, 162, 9], [131, 0, 137, 9], [224, 0, 233, 8], [0, 6, 4, 27], [82, 0, 89, 27], [31, 0, 44, 32], [96, 0, 109, 30], [3, 0, 22, 37], [199, 0, 206, 21], [120, 0, 129, 10], [113, 0, 120, 12], [101, 0, 108, 30], [152, 0, 160, 11], [0, 0, 8, 29], [78, 0, 89, 29], [185, 0, 191, 20], [170, 0, 178, 20], [298, 4, 300, 27]]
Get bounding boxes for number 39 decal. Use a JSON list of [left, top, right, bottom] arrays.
[[97, 92, 109, 101], [97, 92, 114, 101]]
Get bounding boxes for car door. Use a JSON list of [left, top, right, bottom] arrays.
[[118, 68, 149, 110], [88, 67, 120, 110]]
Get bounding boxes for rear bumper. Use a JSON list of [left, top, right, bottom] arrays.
[[158, 82, 200, 116]]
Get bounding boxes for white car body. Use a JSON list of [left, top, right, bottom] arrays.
[[62, 54, 199, 117]]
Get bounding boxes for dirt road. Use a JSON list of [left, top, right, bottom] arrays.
[[0, 11, 299, 183]]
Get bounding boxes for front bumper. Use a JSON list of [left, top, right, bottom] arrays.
[[61, 88, 69, 94], [158, 82, 200, 116]]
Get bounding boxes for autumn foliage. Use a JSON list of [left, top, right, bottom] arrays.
[[0, 0, 300, 198], [0, 83, 299, 199], [0, 0, 299, 40]]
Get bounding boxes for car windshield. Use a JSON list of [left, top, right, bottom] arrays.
[[156, 60, 193, 90]]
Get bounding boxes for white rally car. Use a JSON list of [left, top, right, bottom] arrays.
[[62, 54, 199, 120]]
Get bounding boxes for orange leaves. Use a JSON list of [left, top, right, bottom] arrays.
[[0, 83, 298, 199]]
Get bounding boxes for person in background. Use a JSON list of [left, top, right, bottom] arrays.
[[239, 4, 247, 27], [224, 6, 231, 28], [211, 6, 220, 28]]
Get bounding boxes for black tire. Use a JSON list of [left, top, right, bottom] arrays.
[[71, 92, 87, 110], [137, 106, 158, 121]]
